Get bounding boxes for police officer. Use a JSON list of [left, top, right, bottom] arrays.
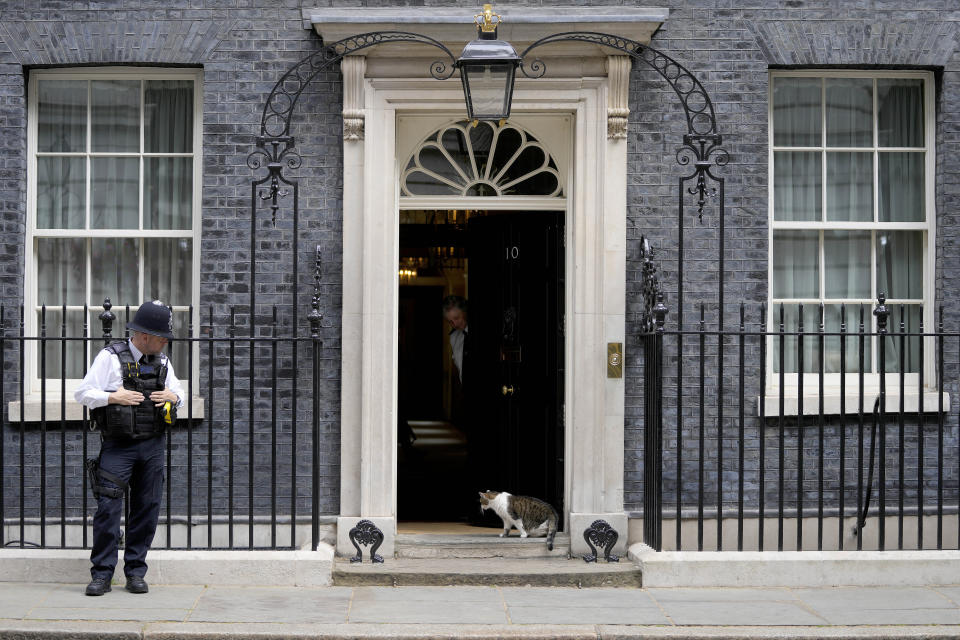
[[75, 300, 184, 596]]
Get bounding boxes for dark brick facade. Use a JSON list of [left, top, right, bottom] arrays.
[[1, 1, 959, 544]]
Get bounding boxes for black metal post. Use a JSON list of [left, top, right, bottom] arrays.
[[309, 247, 324, 551], [758, 303, 767, 551], [817, 303, 824, 551], [187, 306, 194, 549], [875, 294, 890, 550], [0, 306, 4, 549], [839, 304, 847, 550], [777, 304, 785, 551]]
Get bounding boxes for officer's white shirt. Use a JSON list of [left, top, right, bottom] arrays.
[[74, 340, 185, 410]]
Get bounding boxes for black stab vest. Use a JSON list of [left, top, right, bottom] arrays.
[[92, 341, 168, 439]]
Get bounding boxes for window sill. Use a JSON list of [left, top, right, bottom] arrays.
[[757, 391, 949, 418], [7, 395, 205, 423]]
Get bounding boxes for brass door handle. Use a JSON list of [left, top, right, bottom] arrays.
[[501, 385, 514, 396]]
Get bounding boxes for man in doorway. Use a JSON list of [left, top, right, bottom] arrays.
[[442, 295, 469, 386], [442, 295, 482, 522]]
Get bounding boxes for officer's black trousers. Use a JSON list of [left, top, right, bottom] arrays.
[[90, 434, 165, 581]]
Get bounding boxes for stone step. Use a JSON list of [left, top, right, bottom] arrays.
[[332, 557, 642, 587], [395, 532, 571, 559]]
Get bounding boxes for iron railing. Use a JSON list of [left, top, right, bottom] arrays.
[[641, 287, 959, 552], [0, 299, 328, 551]]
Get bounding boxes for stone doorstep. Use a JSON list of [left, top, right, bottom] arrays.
[[394, 532, 571, 559], [332, 557, 641, 587]]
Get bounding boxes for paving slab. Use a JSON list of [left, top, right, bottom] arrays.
[[41, 584, 207, 610], [645, 587, 797, 602], [646, 587, 828, 626], [347, 596, 508, 624], [25, 606, 189, 622], [508, 604, 670, 625], [188, 586, 352, 624], [352, 585, 503, 603], [501, 586, 659, 608], [792, 586, 960, 625], [0, 582, 58, 618], [932, 585, 960, 605], [139, 622, 600, 639]]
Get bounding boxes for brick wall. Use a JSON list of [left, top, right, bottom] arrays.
[[1, 0, 959, 540]]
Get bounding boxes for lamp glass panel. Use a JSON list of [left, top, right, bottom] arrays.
[[463, 63, 511, 119]]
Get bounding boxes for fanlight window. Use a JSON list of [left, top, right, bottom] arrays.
[[401, 120, 563, 197]]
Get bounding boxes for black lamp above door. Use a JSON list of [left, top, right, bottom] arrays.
[[456, 4, 521, 123]]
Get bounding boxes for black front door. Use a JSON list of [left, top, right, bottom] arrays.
[[468, 211, 565, 518]]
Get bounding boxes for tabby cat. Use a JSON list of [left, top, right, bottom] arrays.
[[478, 490, 558, 550]]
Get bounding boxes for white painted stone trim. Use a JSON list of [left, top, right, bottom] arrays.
[[605, 56, 630, 139], [0, 547, 334, 586], [342, 56, 366, 140], [303, 7, 668, 53], [338, 73, 629, 556], [630, 543, 960, 587]]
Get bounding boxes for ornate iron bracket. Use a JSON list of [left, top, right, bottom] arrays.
[[249, 32, 457, 332], [348, 519, 385, 563], [519, 32, 728, 222], [582, 519, 620, 563]]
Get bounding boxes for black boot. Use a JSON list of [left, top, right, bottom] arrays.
[[85, 577, 112, 596]]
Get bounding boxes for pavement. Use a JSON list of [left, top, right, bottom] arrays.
[[3, 581, 960, 639]]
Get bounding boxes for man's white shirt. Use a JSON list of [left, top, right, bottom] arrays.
[[74, 340, 185, 410], [449, 327, 467, 383]]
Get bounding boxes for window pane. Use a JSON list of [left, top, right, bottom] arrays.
[[878, 79, 923, 147], [91, 238, 139, 307], [145, 157, 192, 229], [144, 80, 193, 153], [37, 80, 86, 153], [91, 157, 139, 229], [824, 231, 871, 299], [37, 238, 85, 305], [168, 311, 191, 375], [878, 152, 924, 222], [882, 304, 922, 373], [773, 230, 819, 299], [773, 77, 821, 147], [144, 238, 192, 306], [37, 157, 85, 229], [825, 78, 872, 147], [38, 308, 86, 379], [774, 151, 821, 221], [772, 303, 820, 373], [823, 304, 872, 374], [826, 152, 872, 221], [876, 231, 923, 301], [91, 80, 139, 152]]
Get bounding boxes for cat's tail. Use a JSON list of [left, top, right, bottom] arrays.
[[546, 508, 558, 551]]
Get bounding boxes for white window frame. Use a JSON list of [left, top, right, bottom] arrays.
[[24, 67, 202, 398], [764, 69, 943, 415]]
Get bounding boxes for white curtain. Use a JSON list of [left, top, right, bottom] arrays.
[[773, 76, 925, 374], [35, 78, 194, 377]]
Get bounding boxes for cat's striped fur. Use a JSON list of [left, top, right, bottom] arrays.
[[478, 490, 558, 550]]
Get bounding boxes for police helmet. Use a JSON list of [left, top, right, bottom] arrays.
[[127, 300, 175, 339]]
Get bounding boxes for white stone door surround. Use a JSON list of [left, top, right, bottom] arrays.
[[312, 8, 668, 558]]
